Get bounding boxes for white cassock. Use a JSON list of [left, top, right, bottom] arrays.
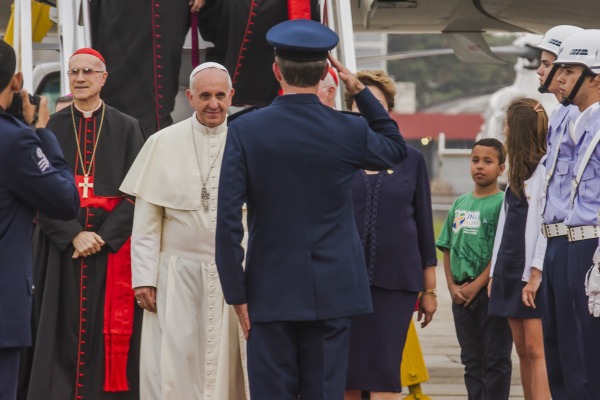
[[120, 115, 249, 400]]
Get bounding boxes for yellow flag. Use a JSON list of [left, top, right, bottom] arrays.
[[5, 1, 54, 45]]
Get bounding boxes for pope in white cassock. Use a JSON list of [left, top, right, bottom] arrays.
[[120, 62, 248, 400]]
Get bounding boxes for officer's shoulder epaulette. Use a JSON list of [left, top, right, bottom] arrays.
[[340, 110, 363, 117], [228, 106, 261, 124]]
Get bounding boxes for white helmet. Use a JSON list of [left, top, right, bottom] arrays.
[[553, 29, 600, 105], [536, 25, 584, 93], [554, 29, 600, 70], [535, 25, 583, 57]]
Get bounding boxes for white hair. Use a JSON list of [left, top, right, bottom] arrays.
[[320, 68, 338, 89], [189, 62, 232, 90]]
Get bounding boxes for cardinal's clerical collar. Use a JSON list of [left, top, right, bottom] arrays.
[[74, 101, 103, 119]]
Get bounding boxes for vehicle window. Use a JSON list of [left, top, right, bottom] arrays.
[[35, 71, 61, 112]]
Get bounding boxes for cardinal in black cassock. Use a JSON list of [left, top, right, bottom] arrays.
[[24, 48, 145, 400]]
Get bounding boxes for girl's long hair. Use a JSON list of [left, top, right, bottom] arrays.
[[505, 98, 548, 198]]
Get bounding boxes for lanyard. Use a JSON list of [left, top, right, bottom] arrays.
[[541, 117, 571, 220], [544, 126, 567, 195], [571, 128, 600, 206]]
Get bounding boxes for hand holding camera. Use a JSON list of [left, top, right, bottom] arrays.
[[6, 89, 50, 128]]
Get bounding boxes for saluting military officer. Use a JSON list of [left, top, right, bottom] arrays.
[[215, 19, 407, 399]]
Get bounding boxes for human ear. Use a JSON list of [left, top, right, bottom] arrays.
[[327, 86, 335, 99], [10, 72, 23, 92], [99, 71, 108, 87], [272, 62, 283, 82], [185, 88, 194, 106]]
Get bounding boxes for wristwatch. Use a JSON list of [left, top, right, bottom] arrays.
[[422, 288, 437, 297]]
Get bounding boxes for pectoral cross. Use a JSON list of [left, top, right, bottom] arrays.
[[201, 186, 210, 211], [79, 175, 93, 198]]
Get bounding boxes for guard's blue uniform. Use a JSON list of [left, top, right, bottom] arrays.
[[0, 109, 79, 400], [564, 103, 600, 397], [540, 104, 588, 400], [216, 88, 406, 399]]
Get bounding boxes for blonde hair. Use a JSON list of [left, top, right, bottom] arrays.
[[344, 69, 396, 111]]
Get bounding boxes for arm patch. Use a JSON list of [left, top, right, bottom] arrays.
[[31, 147, 52, 174]]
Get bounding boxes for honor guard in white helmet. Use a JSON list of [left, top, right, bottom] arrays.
[[554, 29, 600, 106], [536, 25, 588, 400], [557, 29, 600, 399], [535, 25, 583, 93]]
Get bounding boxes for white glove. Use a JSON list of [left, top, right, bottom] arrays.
[[594, 247, 600, 265], [585, 248, 600, 317]]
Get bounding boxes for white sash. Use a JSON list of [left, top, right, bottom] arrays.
[[569, 120, 576, 143], [544, 126, 567, 195], [542, 122, 570, 221], [571, 128, 600, 206], [161, 220, 216, 261]]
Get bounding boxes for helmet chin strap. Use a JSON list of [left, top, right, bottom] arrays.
[[561, 69, 590, 106], [538, 64, 559, 94]]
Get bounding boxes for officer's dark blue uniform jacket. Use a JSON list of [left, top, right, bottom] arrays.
[[216, 88, 406, 322], [0, 110, 79, 349]]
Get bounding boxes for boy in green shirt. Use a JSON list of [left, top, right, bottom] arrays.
[[436, 138, 513, 399]]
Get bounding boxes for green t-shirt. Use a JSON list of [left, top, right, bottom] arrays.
[[436, 191, 504, 282]]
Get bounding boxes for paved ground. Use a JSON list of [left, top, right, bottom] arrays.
[[409, 264, 524, 399]]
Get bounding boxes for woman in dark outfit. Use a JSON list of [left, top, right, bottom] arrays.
[[488, 98, 550, 399], [343, 70, 438, 400]]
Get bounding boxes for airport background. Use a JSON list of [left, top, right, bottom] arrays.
[[0, 2, 564, 397], [0, 1, 527, 197]]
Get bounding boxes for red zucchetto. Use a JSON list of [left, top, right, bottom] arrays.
[[70, 47, 106, 64]]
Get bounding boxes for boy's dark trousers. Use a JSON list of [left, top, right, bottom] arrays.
[[452, 288, 512, 400]]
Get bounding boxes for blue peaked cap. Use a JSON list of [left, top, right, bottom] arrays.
[[267, 19, 339, 61]]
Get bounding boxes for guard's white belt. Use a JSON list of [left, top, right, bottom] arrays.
[[542, 223, 568, 238], [161, 220, 215, 262], [567, 225, 600, 242]]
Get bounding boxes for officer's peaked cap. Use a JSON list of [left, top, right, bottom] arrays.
[[267, 19, 338, 62]]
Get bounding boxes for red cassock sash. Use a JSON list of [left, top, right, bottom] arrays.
[[288, 0, 312, 19], [275, 0, 315, 97], [75, 174, 134, 392]]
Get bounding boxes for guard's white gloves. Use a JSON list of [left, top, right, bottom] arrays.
[[585, 248, 600, 317]]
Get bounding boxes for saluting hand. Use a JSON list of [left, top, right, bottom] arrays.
[[327, 54, 365, 95]]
